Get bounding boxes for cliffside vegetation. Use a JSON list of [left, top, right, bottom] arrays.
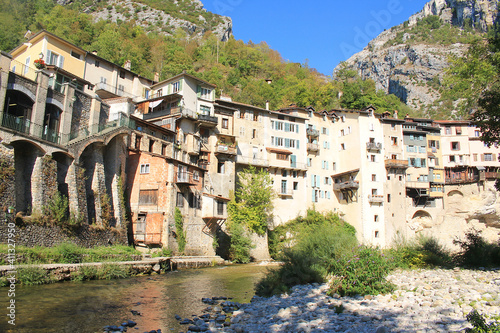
[[0, 0, 411, 113]]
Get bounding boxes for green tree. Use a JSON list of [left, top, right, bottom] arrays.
[[228, 166, 275, 235]]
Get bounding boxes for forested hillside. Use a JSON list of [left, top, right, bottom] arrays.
[[0, 0, 412, 113]]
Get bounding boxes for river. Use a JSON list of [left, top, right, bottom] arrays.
[[0, 264, 270, 333]]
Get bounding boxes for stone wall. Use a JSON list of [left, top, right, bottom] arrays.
[[71, 91, 92, 134], [0, 215, 127, 248], [0, 146, 15, 213]]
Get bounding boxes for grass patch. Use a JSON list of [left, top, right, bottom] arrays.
[[17, 266, 54, 286]]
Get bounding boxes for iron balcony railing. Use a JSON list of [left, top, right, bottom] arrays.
[[69, 116, 136, 142], [197, 114, 218, 124], [0, 112, 69, 144]]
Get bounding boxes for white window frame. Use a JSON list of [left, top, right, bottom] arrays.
[[140, 164, 150, 174]]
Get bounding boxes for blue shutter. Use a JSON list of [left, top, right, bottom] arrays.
[[285, 123, 290, 132], [285, 138, 290, 148], [296, 140, 300, 149], [197, 85, 201, 98], [296, 126, 299, 134]]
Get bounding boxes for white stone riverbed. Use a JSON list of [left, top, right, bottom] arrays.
[[220, 268, 500, 333]]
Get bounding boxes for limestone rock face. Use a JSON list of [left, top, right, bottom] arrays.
[[71, 0, 233, 42], [336, 0, 499, 110], [410, 182, 500, 249]]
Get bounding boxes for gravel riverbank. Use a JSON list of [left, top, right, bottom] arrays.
[[222, 268, 500, 333]]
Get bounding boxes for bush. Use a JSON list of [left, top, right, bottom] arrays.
[[327, 246, 395, 297], [466, 310, 500, 332], [228, 223, 253, 263], [98, 263, 131, 280], [71, 265, 99, 281], [56, 242, 83, 263], [17, 266, 53, 285], [255, 249, 323, 297], [174, 208, 186, 253], [454, 229, 500, 268], [390, 235, 451, 269], [151, 247, 172, 258]]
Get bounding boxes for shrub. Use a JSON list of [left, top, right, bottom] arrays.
[[174, 208, 186, 253], [390, 235, 451, 269], [44, 192, 69, 226], [454, 229, 500, 268], [228, 223, 253, 263], [466, 310, 500, 332], [71, 265, 99, 281], [56, 242, 83, 264], [98, 263, 131, 280], [327, 246, 395, 297], [17, 266, 53, 285], [151, 247, 172, 258], [255, 249, 323, 297]]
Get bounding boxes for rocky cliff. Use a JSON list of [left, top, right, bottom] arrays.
[[73, 0, 232, 42], [336, 0, 499, 114]]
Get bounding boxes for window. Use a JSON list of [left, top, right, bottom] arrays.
[[340, 129, 345, 136], [176, 192, 184, 207], [451, 142, 460, 151], [95, 60, 100, 67], [240, 127, 245, 136], [47, 50, 64, 67], [473, 154, 478, 161], [252, 129, 256, 139], [375, 231, 380, 238], [340, 143, 346, 150], [293, 182, 298, 190], [372, 174, 377, 181], [240, 111, 245, 119], [445, 127, 452, 135], [281, 180, 287, 194], [118, 84, 124, 92], [193, 171, 200, 181], [391, 137, 398, 146], [254, 112, 259, 121], [276, 137, 284, 147], [387, 194, 391, 203], [217, 201, 224, 215], [218, 161, 225, 174], [282, 170, 288, 177], [140, 164, 150, 174], [156, 88, 162, 97], [149, 139, 154, 153], [475, 130, 480, 137], [172, 81, 180, 93], [484, 153, 493, 161], [200, 87, 211, 99], [455, 126, 462, 134], [200, 105, 211, 115], [374, 215, 379, 222], [277, 153, 288, 160], [135, 135, 142, 149], [119, 71, 125, 79], [372, 189, 378, 195], [370, 155, 376, 162], [449, 155, 456, 163], [332, 162, 336, 171], [391, 123, 396, 130], [222, 118, 228, 129], [71, 51, 81, 60], [139, 190, 158, 205]]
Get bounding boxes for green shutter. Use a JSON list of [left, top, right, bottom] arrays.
[[197, 85, 201, 98]]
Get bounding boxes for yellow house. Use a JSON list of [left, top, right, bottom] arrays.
[[10, 30, 88, 91]]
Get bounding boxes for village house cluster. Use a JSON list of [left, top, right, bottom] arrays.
[[1, 30, 499, 255]]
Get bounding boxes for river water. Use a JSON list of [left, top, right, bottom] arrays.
[[0, 264, 270, 333]]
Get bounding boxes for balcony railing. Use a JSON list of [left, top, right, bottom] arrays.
[[366, 142, 382, 151], [278, 188, 293, 197], [175, 171, 199, 185], [216, 144, 237, 155], [235, 155, 269, 167], [69, 116, 135, 142], [306, 128, 319, 137], [368, 195, 384, 203], [333, 180, 360, 191], [134, 232, 162, 245], [94, 82, 137, 99], [445, 175, 479, 185], [485, 172, 500, 179], [385, 159, 409, 169], [10, 59, 38, 81], [0, 112, 69, 144], [290, 161, 308, 170], [197, 114, 218, 126], [307, 143, 319, 152]]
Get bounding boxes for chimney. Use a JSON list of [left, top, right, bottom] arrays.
[[24, 30, 32, 39], [154, 72, 160, 82], [266, 100, 269, 110], [92, 50, 98, 55], [394, 110, 398, 119], [265, 79, 272, 85], [124, 60, 132, 70]]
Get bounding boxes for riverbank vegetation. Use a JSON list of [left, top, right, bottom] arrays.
[[257, 212, 500, 297], [0, 243, 141, 265]]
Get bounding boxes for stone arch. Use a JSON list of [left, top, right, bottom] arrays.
[[447, 190, 464, 197], [408, 210, 434, 231], [11, 140, 46, 213], [46, 98, 64, 111], [6, 83, 36, 102], [412, 210, 432, 220]]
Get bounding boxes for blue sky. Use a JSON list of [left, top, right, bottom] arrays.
[[203, 0, 430, 76]]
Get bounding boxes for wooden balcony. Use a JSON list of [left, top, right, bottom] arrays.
[[334, 180, 359, 191], [385, 159, 409, 169], [368, 195, 384, 203], [307, 143, 319, 152]]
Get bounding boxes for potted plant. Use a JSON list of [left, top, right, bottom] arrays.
[[34, 58, 46, 70]]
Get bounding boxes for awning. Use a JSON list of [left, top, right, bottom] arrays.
[[477, 166, 486, 170], [332, 168, 360, 178], [149, 99, 163, 109]]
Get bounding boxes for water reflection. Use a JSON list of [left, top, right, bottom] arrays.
[[0, 264, 269, 333]]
